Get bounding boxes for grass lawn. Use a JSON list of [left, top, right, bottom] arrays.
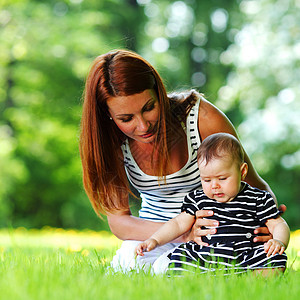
[[0, 227, 299, 300]]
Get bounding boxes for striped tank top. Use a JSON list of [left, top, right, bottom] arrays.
[[121, 98, 202, 222]]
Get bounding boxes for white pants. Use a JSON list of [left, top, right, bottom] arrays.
[[109, 240, 179, 274]]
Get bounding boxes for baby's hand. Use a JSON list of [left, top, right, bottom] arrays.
[[135, 238, 159, 256], [264, 239, 286, 257]]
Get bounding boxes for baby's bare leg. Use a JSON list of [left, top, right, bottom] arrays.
[[252, 267, 285, 277]]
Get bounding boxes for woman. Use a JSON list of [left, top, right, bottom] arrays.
[[80, 49, 284, 272]]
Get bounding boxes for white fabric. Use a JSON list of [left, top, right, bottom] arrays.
[[109, 240, 179, 274]]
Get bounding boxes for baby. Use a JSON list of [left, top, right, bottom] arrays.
[[136, 133, 289, 275]]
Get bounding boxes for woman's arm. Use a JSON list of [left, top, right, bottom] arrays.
[[107, 163, 166, 241], [108, 209, 195, 243], [107, 209, 165, 241]]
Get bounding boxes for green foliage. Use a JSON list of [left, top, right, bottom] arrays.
[[0, 0, 299, 230], [214, 0, 300, 229], [0, 0, 136, 229]]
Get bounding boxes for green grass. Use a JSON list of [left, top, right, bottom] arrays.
[[0, 228, 299, 300]]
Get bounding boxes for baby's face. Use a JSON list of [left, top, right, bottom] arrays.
[[198, 156, 245, 203]]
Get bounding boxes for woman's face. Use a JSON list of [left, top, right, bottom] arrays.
[[107, 89, 160, 144]]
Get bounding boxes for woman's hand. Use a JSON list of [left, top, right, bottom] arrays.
[[183, 210, 219, 246], [278, 204, 287, 215], [253, 226, 272, 243]]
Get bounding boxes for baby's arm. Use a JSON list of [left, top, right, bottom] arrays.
[[135, 212, 195, 256], [264, 216, 290, 257], [136, 238, 160, 256]]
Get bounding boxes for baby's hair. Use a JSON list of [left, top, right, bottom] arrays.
[[197, 133, 244, 166]]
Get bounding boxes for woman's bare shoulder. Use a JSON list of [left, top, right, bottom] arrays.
[[199, 97, 225, 118], [198, 98, 238, 140]]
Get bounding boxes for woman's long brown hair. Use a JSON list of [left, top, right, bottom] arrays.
[[80, 49, 198, 216]]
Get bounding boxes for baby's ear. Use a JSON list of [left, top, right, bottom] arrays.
[[240, 162, 248, 180]]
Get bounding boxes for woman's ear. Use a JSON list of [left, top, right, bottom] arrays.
[[240, 162, 248, 180]]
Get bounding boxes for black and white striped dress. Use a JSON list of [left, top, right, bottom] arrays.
[[121, 98, 202, 222], [167, 183, 287, 274]]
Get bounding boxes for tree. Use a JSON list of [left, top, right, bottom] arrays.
[[0, 0, 299, 230], [214, 0, 300, 229], [0, 0, 145, 229]]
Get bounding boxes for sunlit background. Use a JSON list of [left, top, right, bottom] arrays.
[[0, 0, 299, 232]]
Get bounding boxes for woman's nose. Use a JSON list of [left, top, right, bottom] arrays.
[[136, 115, 148, 131]]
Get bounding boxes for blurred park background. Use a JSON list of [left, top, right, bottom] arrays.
[[0, 0, 299, 232]]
